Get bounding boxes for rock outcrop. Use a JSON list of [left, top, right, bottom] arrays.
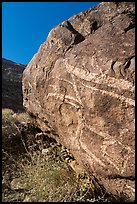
[[22, 2, 135, 201], [2, 58, 26, 112]]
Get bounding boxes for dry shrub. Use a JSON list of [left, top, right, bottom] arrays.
[[2, 108, 111, 202], [20, 152, 80, 202], [2, 108, 15, 122]]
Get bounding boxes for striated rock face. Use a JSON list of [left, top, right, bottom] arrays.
[[2, 58, 26, 112], [22, 2, 135, 201]]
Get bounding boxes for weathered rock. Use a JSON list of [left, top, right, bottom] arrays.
[[22, 2, 135, 201], [2, 58, 26, 112], [10, 178, 26, 190]]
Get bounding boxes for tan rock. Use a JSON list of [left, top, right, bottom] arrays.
[[22, 2, 135, 201], [10, 178, 26, 190]]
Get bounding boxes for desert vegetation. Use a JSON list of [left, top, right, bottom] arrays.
[[2, 108, 97, 202], [2, 108, 119, 202]]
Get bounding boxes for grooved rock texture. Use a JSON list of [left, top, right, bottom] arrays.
[[22, 2, 135, 201], [2, 58, 26, 112]]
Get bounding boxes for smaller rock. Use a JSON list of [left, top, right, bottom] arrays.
[[10, 178, 26, 190], [23, 195, 32, 202], [42, 148, 49, 155]]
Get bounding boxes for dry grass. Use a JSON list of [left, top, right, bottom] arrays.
[[2, 108, 96, 202], [19, 152, 79, 202], [2, 108, 15, 122], [2, 108, 31, 123], [2, 108, 118, 202]]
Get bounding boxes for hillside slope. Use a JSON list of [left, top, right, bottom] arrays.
[[2, 58, 26, 112]]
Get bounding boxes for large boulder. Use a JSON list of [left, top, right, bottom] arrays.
[[22, 2, 135, 201]]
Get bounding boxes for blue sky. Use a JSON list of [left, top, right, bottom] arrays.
[[2, 2, 100, 65]]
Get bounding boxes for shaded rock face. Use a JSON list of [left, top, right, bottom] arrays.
[[22, 2, 135, 201], [2, 58, 26, 112]]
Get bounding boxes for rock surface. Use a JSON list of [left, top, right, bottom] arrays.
[[2, 58, 26, 112], [22, 2, 135, 201]]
